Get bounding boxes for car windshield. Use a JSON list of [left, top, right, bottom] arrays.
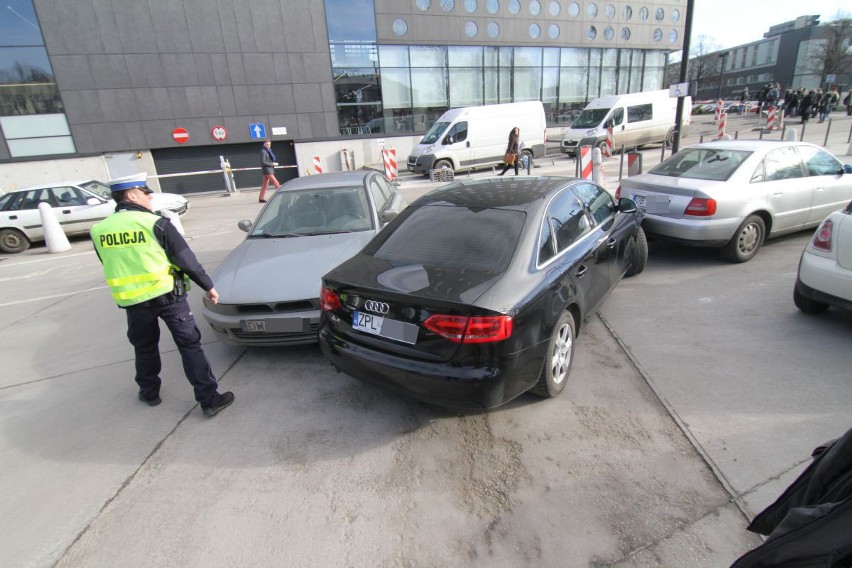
[[572, 108, 609, 129], [419, 121, 450, 145], [80, 180, 113, 199], [649, 148, 752, 181], [364, 205, 525, 273], [248, 186, 372, 237]]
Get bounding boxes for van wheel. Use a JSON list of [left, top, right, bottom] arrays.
[[595, 140, 608, 154], [665, 129, 676, 148], [0, 228, 30, 254], [433, 159, 453, 171]]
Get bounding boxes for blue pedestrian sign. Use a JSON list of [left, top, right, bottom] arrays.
[[249, 123, 266, 139]]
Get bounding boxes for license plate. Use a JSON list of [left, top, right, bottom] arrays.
[[241, 319, 266, 332], [353, 311, 383, 336]]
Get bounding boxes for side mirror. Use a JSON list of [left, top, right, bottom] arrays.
[[86, 197, 102, 205], [237, 219, 252, 232], [618, 197, 638, 213], [843, 165, 852, 175]]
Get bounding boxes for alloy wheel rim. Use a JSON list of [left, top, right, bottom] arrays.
[[739, 223, 760, 254], [551, 323, 573, 385]]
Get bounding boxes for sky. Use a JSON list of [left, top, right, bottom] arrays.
[[690, 0, 848, 50]]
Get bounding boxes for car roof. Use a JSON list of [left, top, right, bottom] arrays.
[[279, 171, 376, 191], [684, 140, 823, 153], [15, 179, 98, 192], [412, 176, 580, 212]]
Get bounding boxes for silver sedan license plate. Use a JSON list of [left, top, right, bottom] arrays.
[[241, 319, 266, 332]]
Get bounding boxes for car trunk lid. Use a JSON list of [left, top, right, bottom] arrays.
[[621, 177, 718, 217], [836, 211, 852, 270]]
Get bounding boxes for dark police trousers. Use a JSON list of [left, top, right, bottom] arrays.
[[125, 293, 219, 406]]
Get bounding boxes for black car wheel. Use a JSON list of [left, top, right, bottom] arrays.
[[0, 228, 30, 254], [625, 227, 648, 277], [532, 310, 576, 398], [724, 214, 765, 263], [793, 287, 829, 314]]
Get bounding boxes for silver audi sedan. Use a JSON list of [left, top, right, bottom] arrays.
[[201, 171, 407, 346], [618, 140, 852, 262]]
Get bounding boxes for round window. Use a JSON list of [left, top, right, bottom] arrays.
[[529, 0, 541, 16], [621, 27, 631, 40], [464, 0, 477, 12], [441, 0, 455, 11], [416, 0, 431, 10], [655, 7, 665, 21], [587, 3, 597, 18], [508, 0, 520, 14], [603, 26, 614, 40], [567, 2, 580, 17], [605, 4, 615, 19], [529, 23, 541, 38], [548, 24, 560, 39], [487, 0, 499, 14], [587, 25, 597, 40], [392, 19, 408, 36], [669, 29, 678, 43], [549, 1, 560, 16], [487, 21, 500, 37], [639, 7, 648, 21], [465, 21, 478, 37], [653, 28, 662, 42], [671, 9, 680, 22], [623, 5, 632, 20]]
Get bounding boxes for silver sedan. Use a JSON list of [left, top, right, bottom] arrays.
[[201, 170, 408, 346], [618, 140, 852, 262]]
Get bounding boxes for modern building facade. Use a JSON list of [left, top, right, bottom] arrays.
[[1, 0, 686, 193], [687, 15, 851, 101]]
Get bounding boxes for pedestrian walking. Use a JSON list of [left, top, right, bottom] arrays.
[[90, 174, 235, 418], [844, 89, 852, 117], [800, 90, 815, 124], [259, 140, 280, 203], [498, 127, 520, 176], [739, 87, 749, 115]]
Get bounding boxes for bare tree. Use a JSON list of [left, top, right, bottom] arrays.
[[666, 34, 722, 94], [808, 14, 852, 88]]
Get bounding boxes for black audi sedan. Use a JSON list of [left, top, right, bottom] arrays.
[[318, 177, 647, 409]]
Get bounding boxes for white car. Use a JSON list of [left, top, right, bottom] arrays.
[[794, 200, 852, 314], [0, 180, 188, 254]]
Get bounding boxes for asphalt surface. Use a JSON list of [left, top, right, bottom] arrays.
[[1, 112, 851, 567]]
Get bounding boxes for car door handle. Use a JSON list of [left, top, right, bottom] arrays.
[[62, 209, 72, 214], [607, 237, 617, 249], [575, 265, 588, 278], [773, 192, 783, 197], [815, 187, 824, 193]]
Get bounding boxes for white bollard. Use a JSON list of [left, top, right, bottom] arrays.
[[784, 128, 798, 142], [38, 202, 72, 253], [592, 147, 603, 185], [160, 209, 185, 236]]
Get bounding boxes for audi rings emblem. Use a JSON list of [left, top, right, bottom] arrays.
[[364, 300, 390, 315]]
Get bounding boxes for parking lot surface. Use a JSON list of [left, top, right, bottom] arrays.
[[2, 113, 851, 567]]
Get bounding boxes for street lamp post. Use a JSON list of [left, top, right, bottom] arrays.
[[716, 52, 729, 101]]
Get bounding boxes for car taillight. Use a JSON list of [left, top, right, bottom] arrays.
[[423, 315, 513, 344], [320, 287, 342, 311], [614, 185, 622, 200], [812, 219, 833, 251], [684, 197, 717, 216]]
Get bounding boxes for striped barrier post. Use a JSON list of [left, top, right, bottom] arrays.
[[766, 106, 776, 130], [312, 155, 323, 174], [383, 149, 398, 181], [604, 127, 613, 158], [773, 108, 784, 132], [717, 111, 727, 139], [579, 146, 593, 179], [627, 152, 642, 176], [714, 99, 723, 124]]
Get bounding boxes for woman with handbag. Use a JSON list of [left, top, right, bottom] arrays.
[[498, 127, 520, 176]]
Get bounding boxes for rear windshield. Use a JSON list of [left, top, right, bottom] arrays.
[[649, 148, 751, 181], [364, 205, 525, 273], [572, 108, 609, 129]]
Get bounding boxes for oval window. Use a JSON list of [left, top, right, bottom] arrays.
[[587, 25, 597, 40], [548, 24, 560, 39], [487, 21, 500, 37], [465, 21, 478, 37], [392, 19, 408, 36]]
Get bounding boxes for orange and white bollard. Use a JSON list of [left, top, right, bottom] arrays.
[[604, 127, 613, 158], [383, 149, 398, 181], [579, 146, 593, 179], [714, 99, 724, 124], [312, 155, 323, 174], [766, 106, 776, 130], [716, 111, 727, 139], [773, 108, 784, 131]]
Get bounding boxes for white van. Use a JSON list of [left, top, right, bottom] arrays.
[[407, 101, 546, 175], [560, 90, 691, 155]]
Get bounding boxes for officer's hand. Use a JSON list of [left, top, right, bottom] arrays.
[[207, 288, 219, 304]]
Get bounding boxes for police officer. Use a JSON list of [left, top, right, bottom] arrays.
[[91, 174, 234, 417]]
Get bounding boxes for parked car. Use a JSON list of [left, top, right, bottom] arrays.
[[0, 179, 189, 254], [617, 140, 852, 262], [794, 199, 852, 314], [318, 177, 647, 409], [201, 171, 408, 346]]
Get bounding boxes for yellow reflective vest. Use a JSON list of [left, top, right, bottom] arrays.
[[91, 210, 177, 307]]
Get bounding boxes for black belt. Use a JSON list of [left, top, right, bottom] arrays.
[[129, 292, 177, 309]]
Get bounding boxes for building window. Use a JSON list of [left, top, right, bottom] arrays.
[[605, 4, 615, 19], [529, 1, 541, 16], [587, 3, 597, 18], [464, 0, 477, 12], [549, 1, 560, 16], [623, 5, 632, 20], [508, 0, 521, 14], [392, 19, 408, 36], [487, 22, 500, 38], [567, 2, 580, 17], [416, 0, 431, 10], [464, 21, 478, 37], [639, 7, 648, 21], [587, 26, 597, 40], [487, 0, 499, 14], [548, 24, 560, 39], [529, 24, 541, 39]]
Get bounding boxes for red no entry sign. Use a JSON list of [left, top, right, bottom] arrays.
[[172, 127, 189, 144]]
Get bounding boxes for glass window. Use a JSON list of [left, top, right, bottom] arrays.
[[448, 46, 482, 67], [0, 192, 17, 210], [587, 4, 597, 18], [508, 0, 521, 14], [650, 149, 751, 181], [559, 67, 588, 103], [548, 24, 560, 39], [529, 1, 541, 16], [441, 0, 455, 10], [639, 7, 648, 21], [549, 1, 560, 16], [543, 48, 558, 67], [669, 30, 678, 43], [574, 182, 615, 224], [487, 0, 499, 14], [605, 4, 615, 18], [0, 46, 62, 116], [587, 26, 597, 40], [567, 2, 580, 17], [1, 0, 44, 46], [446, 121, 468, 144], [464, 21, 478, 37], [627, 103, 652, 123], [464, 0, 478, 12], [8, 188, 51, 210], [653, 28, 663, 42], [603, 27, 614, 41], [411, 68, 448, 107], [416, 0, 431, 9], [623, 6, 632, 20], [487, 21, 500, 38], [621, 27, 631, 41], [529, 24, 541, 39], [799, 146, 844, 176], [379, 45, 409, 67], [369, 177, 392, 210], [52, 187, 88, 206], [655, 8, 664, 21], [380, 68, 412, 108], [410, 46, 446, 67], [392, 19, 408, 36], [324, 0, 378, 42], [514, 68, 542, 102], [671, 9, 680, 22], [450, 69, 483, 106], [538, 216, 556, 264], [515, 47, 542, 67], [763, 147, 805, 182], [548, 190, 591, 252]]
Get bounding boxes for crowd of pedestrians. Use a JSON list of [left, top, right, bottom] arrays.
[[754, 83, 846, 124]]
